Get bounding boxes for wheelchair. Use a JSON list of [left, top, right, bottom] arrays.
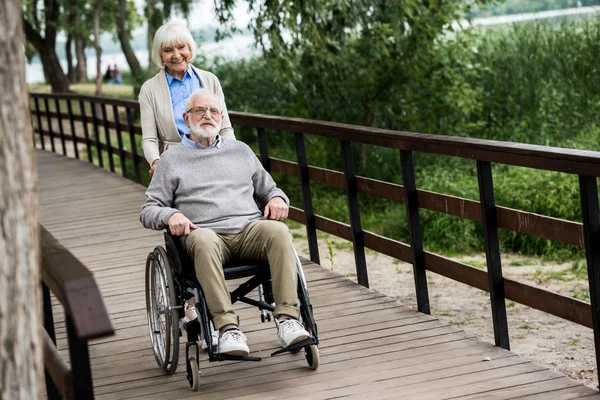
[[145, 232, 320, 391]]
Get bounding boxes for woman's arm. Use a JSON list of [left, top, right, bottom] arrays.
[[213, 75, 236, 140], [139, 84, 161, 166]]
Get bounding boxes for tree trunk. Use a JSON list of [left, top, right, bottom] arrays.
[[66, 34, 75, 82], [117, 0, 145, 96], [38, 44, 70, 93], [74, 36, 88, 83], [93, 0, 102, 95], [22, 15, 70, 92], [146, 0, 159, 68], [0, 1, 43, 400]]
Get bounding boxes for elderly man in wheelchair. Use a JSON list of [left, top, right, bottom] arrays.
[[140, 88, 319, 389]]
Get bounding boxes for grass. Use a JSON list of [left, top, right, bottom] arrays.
[[571, 259, 589, 280], [509, 259, 536, 267], [573, 290, 591, 303], [291, 232, 306, 240], [437, 310, 456, 317], [519, 323, 537, 330], [30, 83, 134, 99], [531, 267, 572, 284], [464, 260, 487, 270], [284, 220, 303, 230], [331, 241, 353, 250]]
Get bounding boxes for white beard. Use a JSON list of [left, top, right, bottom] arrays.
[[190, 122, 220, 141]]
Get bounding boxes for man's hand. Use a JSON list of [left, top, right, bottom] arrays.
[[149, 159, 159, 178], [264, 197, 289, 221], [168, 212, 198, 236]]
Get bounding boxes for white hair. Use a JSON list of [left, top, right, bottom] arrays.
[[185, 88, 222, 111], [151, 22, 198, 69]]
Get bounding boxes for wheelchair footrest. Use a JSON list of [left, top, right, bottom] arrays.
[[216, 354, 262, 362], [270, 337, 317, 357]]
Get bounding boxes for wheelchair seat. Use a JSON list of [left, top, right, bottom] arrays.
[[164, 232, 271, 279]]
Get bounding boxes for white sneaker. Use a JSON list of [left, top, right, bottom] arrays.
[[179, 298, 198, 330], [218, 329, 250, 356], [201, 323, 219, 351], [276, 318, 310, 348], [180, 299, 219, 351]]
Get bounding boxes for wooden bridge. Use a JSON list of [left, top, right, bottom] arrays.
[[33, 92, 600, 399]]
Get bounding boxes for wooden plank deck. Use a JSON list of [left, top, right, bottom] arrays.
[[36, 149, 600, 399]]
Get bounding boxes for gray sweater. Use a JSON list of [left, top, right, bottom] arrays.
[[140, 139, 289, 234]]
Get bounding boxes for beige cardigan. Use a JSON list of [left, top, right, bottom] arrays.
[[138, 66, 235, 164]]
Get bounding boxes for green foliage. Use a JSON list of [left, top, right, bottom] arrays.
[[573, 290, 591, 302], [216, 0, 494, 132], [471, 19, 600, 149], [571, 259, 589, 280], [215, 16, 600, 259]]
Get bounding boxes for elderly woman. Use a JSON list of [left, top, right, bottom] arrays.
[[139, 22, 235, 177]]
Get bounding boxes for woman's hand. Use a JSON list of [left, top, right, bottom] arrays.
[[149, 159, 159, 178], [264, 197, 289, 221]]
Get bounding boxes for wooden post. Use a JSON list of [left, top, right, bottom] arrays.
[[295, 133, 320, 264], [477, 160, 510, 350], [400, 150, 430, 314], [340, 140, 369, 287]]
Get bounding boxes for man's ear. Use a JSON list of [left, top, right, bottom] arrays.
[[183, 112, 190, 128]]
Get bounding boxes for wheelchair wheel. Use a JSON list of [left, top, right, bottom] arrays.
[[187, 356, 200, 391], [145, 246, 180, 374], [305, 344, 319, 370]]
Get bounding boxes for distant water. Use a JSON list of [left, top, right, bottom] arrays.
[[25, 34, 256, 84], [470, 5, 600, 26]]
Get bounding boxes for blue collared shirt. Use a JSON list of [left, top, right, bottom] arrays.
[[181, 134, 223, 149], [166, 67, 202, 138]]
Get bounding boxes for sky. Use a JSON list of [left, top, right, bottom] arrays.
[[133, 0, 254, 32]]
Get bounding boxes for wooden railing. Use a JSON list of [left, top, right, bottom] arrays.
[[29, 91, 600, 386], [41, 224, 114, 399]]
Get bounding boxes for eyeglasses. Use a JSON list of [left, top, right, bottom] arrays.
[[186, 106, 222, 117]]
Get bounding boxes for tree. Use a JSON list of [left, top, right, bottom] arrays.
[[113, 0, 194, 95], [22, 0, 71, 92], [117, 0, 145, 95], [61, 0, 121, 86], [62, 3, 89, 84], [0, 0, 43, 398], [92, 0, 102, 95], [144, 0, 192, 68], [214, 0, 494, 171], [215, 0, 494, 130]]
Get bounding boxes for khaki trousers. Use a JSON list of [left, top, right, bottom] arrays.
[[184, 220, 299, 330]]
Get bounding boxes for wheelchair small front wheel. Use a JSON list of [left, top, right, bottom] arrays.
[[187, 356, 200, 391], [305, 344, 319, 370]]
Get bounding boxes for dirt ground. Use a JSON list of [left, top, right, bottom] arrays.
[[291, 228, 598, 390]]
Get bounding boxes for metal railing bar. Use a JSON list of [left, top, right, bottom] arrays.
[[477, 160, 510, 350], [340, 140, 369, 287], [400, 150, 430, 314]]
